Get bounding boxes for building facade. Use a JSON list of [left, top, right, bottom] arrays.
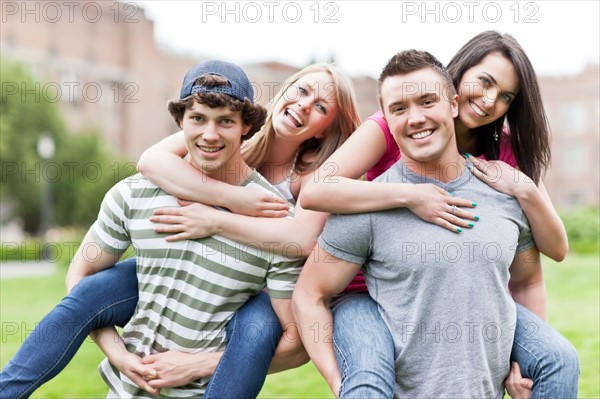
[[1, 1, 598, 208], [540, 66, 600, 208]]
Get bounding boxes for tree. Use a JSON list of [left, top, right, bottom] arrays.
[[1, 59, 134, 233]]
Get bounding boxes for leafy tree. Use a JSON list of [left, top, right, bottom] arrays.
[[1, 59, 68, 232], [1, 59, 134, 233]]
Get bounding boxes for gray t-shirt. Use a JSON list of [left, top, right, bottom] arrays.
[[319, 159, 534, 398]]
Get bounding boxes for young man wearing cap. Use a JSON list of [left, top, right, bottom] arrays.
[[293, 50, 543, 398], [65, 60, 304, 398]]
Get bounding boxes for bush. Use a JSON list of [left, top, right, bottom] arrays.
[[560, 207, 600, 254]]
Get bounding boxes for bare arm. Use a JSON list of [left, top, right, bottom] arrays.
[[508, 246, 547, 320], [151, 175, 329, 257], [138, 131, 289, 217], [505, 246, 545, 399], [469, 156, 568, 261], [91, 327, 160, 395], [301, 119, 478, 232], [300, 119, 394, 212], [519, 181, 568, 261], [292, 245, 362, 397], [65, 230, 124, 292], [267, 297, 310, 374]]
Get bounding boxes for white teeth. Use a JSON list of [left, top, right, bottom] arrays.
[[287, 109, 303, 127], [410, 130, 433, 139], [199, 146, 221, 153], [470, 101, 487, 117]]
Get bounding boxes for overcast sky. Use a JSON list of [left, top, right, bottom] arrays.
[[135, 1, 599, 78]]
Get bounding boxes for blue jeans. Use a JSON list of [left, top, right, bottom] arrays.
[[0, 258, 281, 399], [1, 260, 579, 399], [512, 303, 579, 399], [204, 290, 282, 398], [331, 292, 396, 398], [330, 293, 579, 399]]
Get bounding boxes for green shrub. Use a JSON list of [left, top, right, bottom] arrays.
[[560, 207, 600, 254]]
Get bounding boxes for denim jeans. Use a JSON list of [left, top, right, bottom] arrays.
[[204, 290, 282, 398], [331, 292, 396, 398], [1, 260, 579, 399], [512, 303, 580, 399], [0, 259, 281, 399], [330, 293, 579, 399]]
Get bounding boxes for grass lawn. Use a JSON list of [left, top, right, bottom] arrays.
[[1, 254, 598, 398]]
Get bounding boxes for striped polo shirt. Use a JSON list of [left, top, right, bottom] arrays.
[[91, 171, 303, 398]]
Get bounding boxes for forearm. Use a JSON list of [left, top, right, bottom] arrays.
[[511, 279, 547, 321], [91, 327, 127, 361], [514, 184, 568, 262], [139, 150, 239, 207], [213, 212, 319, 257], [92, 327, 159, 394], [509, 248, 547, 321], [301, 178, 413, 214], [292, 291, 341, 395], [268, 333, 310, 374]]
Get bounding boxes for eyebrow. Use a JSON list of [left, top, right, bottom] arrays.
[[188, 110, 238, 118], [482, 72, 519, 95], [482, 72, 497, 85], [387, 92, 439, 109], [297, 80, 337, 104]]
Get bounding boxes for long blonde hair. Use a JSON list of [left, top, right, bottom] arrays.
[[242, 63, 361, 175]]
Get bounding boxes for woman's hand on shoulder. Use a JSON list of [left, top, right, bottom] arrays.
[[467, 154, 534, 197], [406, 183, 479, 234]]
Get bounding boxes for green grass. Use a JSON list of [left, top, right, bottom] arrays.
[[1, 254, 598, 398]]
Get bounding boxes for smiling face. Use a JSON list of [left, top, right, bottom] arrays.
[[381, 67, 460, 169], [457, 52, 520, 129], [182, 101, 250, 182], [271, 71, 338, 143]]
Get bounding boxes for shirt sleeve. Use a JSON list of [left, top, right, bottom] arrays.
[[318, 213, 372, 266], [515, 211, 536, 253], [89, 181, 132, 254], [265, 257, 304, 299]]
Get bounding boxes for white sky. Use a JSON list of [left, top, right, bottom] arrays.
[[135, 0, 599, 78]]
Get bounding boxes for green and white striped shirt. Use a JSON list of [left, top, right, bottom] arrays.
[[92, 171, 303, 398]]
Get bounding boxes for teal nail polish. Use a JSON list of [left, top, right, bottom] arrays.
[[456, 227, 462, 233], [474, 215, 480, 221], [465, 153, 471, 158], [448, 191, 454, 196], [472, 202, 477, 207], [468, 222, 474, 228]]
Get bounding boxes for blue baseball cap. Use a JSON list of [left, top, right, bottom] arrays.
[[179, 60, 254, 103]]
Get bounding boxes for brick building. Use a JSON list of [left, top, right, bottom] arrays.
[[540, 66, 600, 208], [1, 1, 598, 208]]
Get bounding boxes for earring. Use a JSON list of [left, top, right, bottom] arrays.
[[493, 130, 499, 142]]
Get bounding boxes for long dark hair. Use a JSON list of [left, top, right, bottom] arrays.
[[447, 31, 550, 183]]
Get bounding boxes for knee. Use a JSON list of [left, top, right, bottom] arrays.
[[551, 337, 580, 377], [227, 296, 282, 352], [235, 319, 282, 351]]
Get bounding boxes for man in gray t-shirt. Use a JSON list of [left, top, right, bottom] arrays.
[[293, 50, 540, 398]]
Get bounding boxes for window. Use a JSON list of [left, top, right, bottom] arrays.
[[560, 142, 588, 174], [559, 101, 588, 134]]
